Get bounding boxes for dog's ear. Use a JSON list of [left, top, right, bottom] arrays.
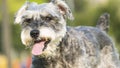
[[51, 0, 74, 20], [14, 2, 29, 24]]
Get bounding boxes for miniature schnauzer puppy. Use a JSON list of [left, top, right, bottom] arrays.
[[15, 0, 120, 68]]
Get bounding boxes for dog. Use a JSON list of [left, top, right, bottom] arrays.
[[15, 0, 120, 68]]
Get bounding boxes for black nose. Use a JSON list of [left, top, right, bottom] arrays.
[[30, 30, 39, 39]]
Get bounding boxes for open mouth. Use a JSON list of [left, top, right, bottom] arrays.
[[31, 37, 51, 56]]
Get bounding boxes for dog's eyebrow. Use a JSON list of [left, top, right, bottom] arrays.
[[43, 14, 53, 18], [40, 8, 60, 17], [40, 12, 56, 19]]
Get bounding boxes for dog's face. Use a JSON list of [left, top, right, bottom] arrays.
[[15, 0, 73, 56]]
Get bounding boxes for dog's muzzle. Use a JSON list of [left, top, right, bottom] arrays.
[[30, 30, 51, 56]]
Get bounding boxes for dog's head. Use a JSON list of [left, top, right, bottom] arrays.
[[15, 0, 74, 56]]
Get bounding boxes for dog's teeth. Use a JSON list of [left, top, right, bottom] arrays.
[[40, 37, 50, 41], [46, 38, 48, 41], [39, 38, 41, 40], [44, 38, 47, 41]]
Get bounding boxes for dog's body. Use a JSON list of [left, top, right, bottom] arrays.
[[15, 0, 120, 68], [31, 26, 120, 68]]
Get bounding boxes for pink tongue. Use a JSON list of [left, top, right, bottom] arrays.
[[32, 41, 45, 55]]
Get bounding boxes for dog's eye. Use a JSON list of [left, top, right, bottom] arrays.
[[45, 17, 52, 21], [24, 18, 31, 23]]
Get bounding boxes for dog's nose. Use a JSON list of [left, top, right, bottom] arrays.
[[30, 30, 39, 39]]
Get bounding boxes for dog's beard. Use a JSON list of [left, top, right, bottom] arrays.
[[21, 26, 66, 56]]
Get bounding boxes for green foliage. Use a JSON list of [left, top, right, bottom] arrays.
[[8, 0, 47, 13], [30, 0, 47, 3], [12, 24, 25, 53]]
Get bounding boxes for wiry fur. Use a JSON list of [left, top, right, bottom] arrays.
[[15, 0, 120, 68]]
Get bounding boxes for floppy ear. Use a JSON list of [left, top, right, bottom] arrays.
[[52, 0, 74, 20], [14, 2, 29, 24]]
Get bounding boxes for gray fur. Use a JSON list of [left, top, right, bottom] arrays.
[[15, 0, 120, 68], [96, 13, 110, 32]]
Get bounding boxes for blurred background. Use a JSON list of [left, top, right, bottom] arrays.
[[0, 0, 120, 68]]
